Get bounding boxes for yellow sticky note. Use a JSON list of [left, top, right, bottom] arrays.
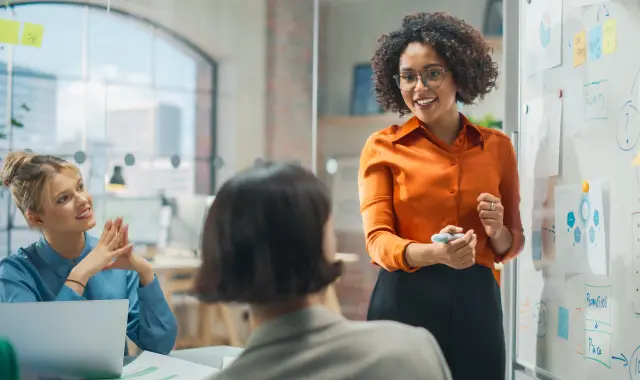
[[0, 19, 19, 45], [573, 30, 587, 67], [20, 22, 44, 48], [603, 19, 616, 55], [632, 152, 640, 167]]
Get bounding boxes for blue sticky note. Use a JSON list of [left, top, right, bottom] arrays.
[[558, 306, 569, 340], [588, 24, 602, 61], [532, 230, 542, 261]]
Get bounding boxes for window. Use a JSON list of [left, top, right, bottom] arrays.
[[0, 3, 217, 257]]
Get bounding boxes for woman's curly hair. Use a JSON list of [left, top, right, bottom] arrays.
[[371, 12, 498, 116]]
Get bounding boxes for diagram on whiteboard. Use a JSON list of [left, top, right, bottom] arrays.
[[539, 11, 551, 48], [525, 0, 562, 75], [632, 213, 640, 316], [554, 181, 608, 275], [533, 301, 549, 338], [615, 101, 640, 151]]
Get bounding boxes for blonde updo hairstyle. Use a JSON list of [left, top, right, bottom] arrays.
[[1, 151, 79, 220]]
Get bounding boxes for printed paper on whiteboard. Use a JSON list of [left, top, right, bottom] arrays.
[[521, 94, 563, 179], [525, 0, 563, 75], [554, 182, 608, 276]]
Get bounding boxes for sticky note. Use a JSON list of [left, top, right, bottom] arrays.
[[0, 19, 19, 45], [603, 19, 616, 55], [588, 24, 602, 61], [573, 30, 586, 67], [20, 22, 44, 48], [532, 230, 542, 261], [632, 151, 640, 167], [558, 306, 569, 340]]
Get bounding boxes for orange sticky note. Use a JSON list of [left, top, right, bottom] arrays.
[[0, 18, 19, 45], [573, 30, 586, 67], [20, 22, 44, 48]]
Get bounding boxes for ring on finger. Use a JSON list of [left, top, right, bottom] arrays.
[[490, 202, 496, 211]]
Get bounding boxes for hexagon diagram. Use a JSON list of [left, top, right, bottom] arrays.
[[567, 211, 576, 231], [593, 210, 600, 227], [589, 226, 596, 244], [574, 227, 582, 244]]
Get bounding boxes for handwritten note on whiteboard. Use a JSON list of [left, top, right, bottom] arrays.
[[584, 330, 612, 368], [588, 24, 602, 61], [602, 19, 616, 55], [574, 30, 587, 67], [585, 284, 612, 325], [584, 80, 608, 121]]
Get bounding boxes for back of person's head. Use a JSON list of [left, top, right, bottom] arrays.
[[0, 151, 92, 232], [195, 162, 342, 304]]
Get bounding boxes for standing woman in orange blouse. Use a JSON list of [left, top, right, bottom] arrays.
[[359, 12, 524, 380]]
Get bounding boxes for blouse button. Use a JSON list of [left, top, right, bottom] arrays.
[[449, 159, 457, 165], [449, 188, 456, 194]]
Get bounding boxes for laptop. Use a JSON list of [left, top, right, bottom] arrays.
[[0, 299, 128, 379]]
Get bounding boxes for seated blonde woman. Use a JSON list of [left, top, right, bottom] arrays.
[[0, 152, 177, 355], [194, 162, 452, 380]]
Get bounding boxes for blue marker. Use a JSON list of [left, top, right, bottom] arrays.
[[431, 233, 465, 244]]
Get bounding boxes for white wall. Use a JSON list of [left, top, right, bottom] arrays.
[[319, 0, 503, 118], [11, 0, 267, 188]]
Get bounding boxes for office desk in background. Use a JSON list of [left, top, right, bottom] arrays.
[[145, 251, 359, 350]]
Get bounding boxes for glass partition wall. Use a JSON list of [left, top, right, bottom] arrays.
[[0, 3, 218, 256]]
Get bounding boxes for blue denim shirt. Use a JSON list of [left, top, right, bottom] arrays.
[[0, 233, 177, 355]]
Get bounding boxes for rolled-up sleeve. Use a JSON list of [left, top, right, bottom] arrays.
[[359, 136, 418, 272], [495, 140, 525, 263], [125, 272, 177, 354]]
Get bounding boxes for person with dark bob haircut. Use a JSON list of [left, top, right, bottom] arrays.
[[359, 12, 524, 380], [195, 162, 453, 380]]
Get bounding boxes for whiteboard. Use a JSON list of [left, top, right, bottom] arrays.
[[516, 1, 640, 379]]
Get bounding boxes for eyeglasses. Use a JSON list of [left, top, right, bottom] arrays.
[[393, 68, 449, 92]]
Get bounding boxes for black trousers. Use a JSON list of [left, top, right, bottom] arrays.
[[367, 264, 505, 380]]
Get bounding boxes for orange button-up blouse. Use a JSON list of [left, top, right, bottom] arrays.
[[358, 114, 524, 272]]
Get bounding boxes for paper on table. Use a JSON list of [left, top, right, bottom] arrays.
[[221, 356, 237, 369], [114, 351, 218, 380]]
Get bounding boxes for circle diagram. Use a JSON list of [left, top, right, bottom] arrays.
[[579, 193, 591, 228], [630, 345, 640, 379], [533, 301, 548, 338], [615, 101, 640, 151], [539, 15, 551, 48]]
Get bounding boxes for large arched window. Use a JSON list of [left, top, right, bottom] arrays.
[[0, 3, 217, 256]]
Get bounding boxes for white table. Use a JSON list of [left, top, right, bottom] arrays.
[[170, 346, 244, 369]]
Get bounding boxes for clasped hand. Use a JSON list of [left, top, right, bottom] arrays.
[[74, 217, 152, 282], [435, 226, 477, 270]]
